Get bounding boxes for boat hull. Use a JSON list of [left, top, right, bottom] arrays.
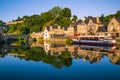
[[73, 40, 116, 46]]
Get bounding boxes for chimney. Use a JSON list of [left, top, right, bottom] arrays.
[[96, 16, 100, 23], [82, 17, 86, 22]]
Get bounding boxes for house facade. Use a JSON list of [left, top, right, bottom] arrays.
[[43, 16, 120, 40], [76, 19, 87, 36], [107, 17, 120, 38], [85, 17, 100, 35], [44, 25, 66, 40]]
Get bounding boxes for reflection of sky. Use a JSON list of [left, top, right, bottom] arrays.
[[0, 55, 120, 80]]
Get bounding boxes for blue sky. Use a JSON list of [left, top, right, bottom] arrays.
[[0, 0, 120, 22]]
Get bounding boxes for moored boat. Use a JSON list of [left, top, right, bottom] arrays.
[[72, 35, 116, 46]]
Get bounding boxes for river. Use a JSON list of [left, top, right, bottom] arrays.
[[0, 42, 120, 80]]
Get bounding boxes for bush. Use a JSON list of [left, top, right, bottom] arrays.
[[66, 39, 72, 45], [116, 39, 120, 42]]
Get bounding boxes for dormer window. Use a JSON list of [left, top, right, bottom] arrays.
[[111, 22, 114, 25]]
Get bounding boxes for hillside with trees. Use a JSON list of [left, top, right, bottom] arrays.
[[8, 6, 77, 34], [100, 10, 120, 23], [6, 6, 120, 35]]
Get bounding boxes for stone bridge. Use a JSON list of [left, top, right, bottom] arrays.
[[3, 34, 29, 42], [0, 24, 9, 41], [0, 42, 29, 54]]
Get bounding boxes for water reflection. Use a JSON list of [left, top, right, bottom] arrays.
[[43, 42, 120, 65], [0, 41, 120, 68]]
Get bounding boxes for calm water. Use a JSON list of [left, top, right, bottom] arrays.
[[0, 43, 120, 80]]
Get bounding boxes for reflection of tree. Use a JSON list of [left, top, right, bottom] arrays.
[[0, 54, 6, 58], [10, 47, 72, 69], [58, 51, 72, 67]]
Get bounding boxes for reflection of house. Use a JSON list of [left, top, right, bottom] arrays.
[[30, 32, 43, 47], [44, 42, 66, 56], [107, 53, 120, 65], [42, 42, 120, 64], [87, 52, 103, 64]]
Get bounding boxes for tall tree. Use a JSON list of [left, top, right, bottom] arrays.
[[50, 6, 62, 18], [0, 20, 5, 24], [61, 8, 71, 17]]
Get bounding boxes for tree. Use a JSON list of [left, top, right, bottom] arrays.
[[115, 10, 120, 17], [0, 20, 5, 24], [50, 6, 62, 18], [61, 8, 71, 17], [16, 16, 21, 21], [72, 15, 78, 21]]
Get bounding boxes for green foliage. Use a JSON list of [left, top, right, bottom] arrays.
[[0, 20, 5, 24], [72, 15, 78, 21], [66, 39, 73, 45], [61, 8, 71, 17], [116, 39, 120, 42], [10, 47, 72, 68], [100, 10, 120, 23], [10, 37, 26, 46], [8, 6, 73, 34]]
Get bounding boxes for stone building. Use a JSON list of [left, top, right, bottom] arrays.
[[107, 17, 120, 38], [44, 24, 66, 40]]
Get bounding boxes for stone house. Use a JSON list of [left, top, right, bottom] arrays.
[[85, 17, 101, 35], [75, 19, 87, 36], [44, 24, 66, 40], [107, 17, 120, 38], [74, 17, 101, 36], [66, 25, 74, 37]]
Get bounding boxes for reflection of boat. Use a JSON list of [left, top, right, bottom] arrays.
[[73, 36, 116, 46], [80, 45, 116, 53], [73, 44, 116, 53]]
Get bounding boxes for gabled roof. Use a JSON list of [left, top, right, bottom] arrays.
[[84, 17, 98, 24], [103, 22, 109, 27], [75, 19, 83, 25]]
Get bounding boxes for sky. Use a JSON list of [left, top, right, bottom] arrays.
[[0, 0, 120, 22]]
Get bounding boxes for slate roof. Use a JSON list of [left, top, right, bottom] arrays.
[[84, 17, 98, 24], [63, 26, 68, 30], [52, 24, 58, 29], [46, 26, 50, 31], [75, 19, 83, 25], [96, 25, 107, 32]]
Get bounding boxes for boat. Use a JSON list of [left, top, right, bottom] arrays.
[[72, 35, 116, 46]]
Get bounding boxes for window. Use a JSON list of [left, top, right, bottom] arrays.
[[110, 26, 113, 31], [118, 26, 120, 30]]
